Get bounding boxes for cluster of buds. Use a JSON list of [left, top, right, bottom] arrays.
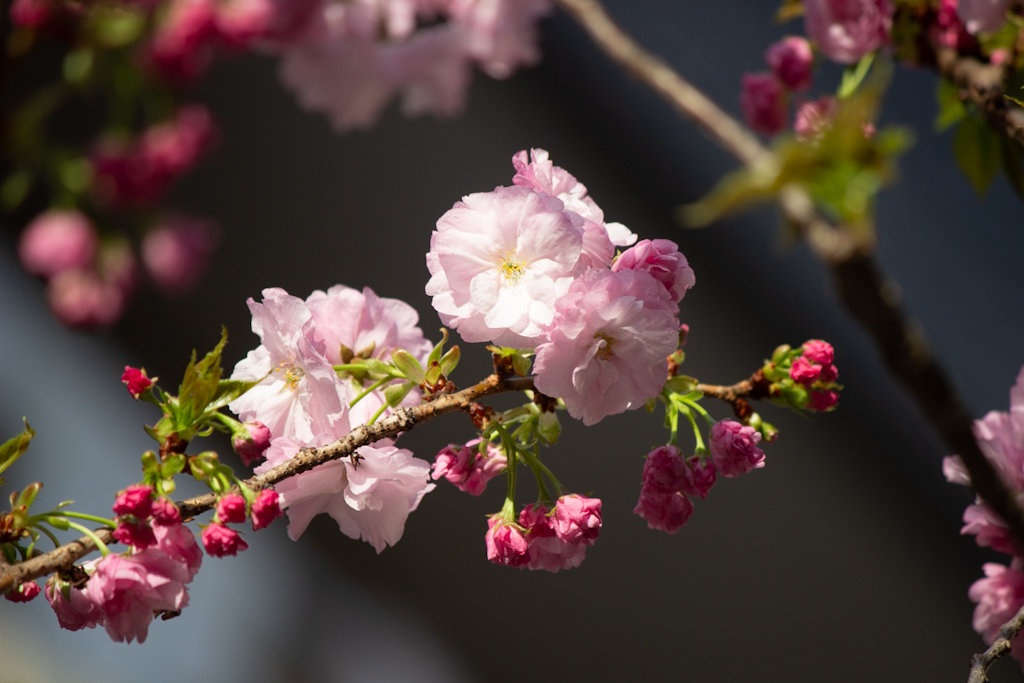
[[486, 495, 603, 573], [634, 445, 716, 533], [761, 340, 841, 413], [201, 489, 282, 557], [741, 36, 814, 136]]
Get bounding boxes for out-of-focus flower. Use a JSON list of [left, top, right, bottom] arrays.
[[808, 389, 840, 411], [151, 498, 182, 526], [153, 522, 203, 578], [533, 269, 679, 426], [766, 36, 814, 91], [802, 340, 835, 365], [18, 210, 98, 279], [141, 215, 220, 296], [427, 185, 583, 347], [970, 561, 1024, 646], [432, 439, 507, 496], [957, 0, 1012, 35], [113, 520, 157, 549], [4, 581, 41, 602], [149, 0, 217, 80], [794, 97, 837, 141], [740, 73, 787, 136], [121, 367, 153, 399], [113, 484, 154, 518], [611, 239, 695, 304], [47, 269, 124, 328], [10, 0, 52, 28], [804, 0, 893, 64], [790, 356, 822, 385], [45, 576, 102, 631], [201, 522, 249, 557], [962, 503, 1016, 555], [709, 420, 765, 478], [684, 456, 716, 499]]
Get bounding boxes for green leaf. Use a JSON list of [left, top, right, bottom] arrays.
[[1, 169, 32, 210], [427, 328, 449, 367], [16, 482, 41, 509], [511, 353, 532, 377], [953, 115, 1002, 199], [178, 328, 228, 425], [537, 412, 561, 446], [391, 350, 425, 384], [0, 419, 35, 476], [384, 381, 415, 407], [161, 454, 186, 480], [663, 376, 698, 396], [207, 379, 258, 412], [934, 79, 968, 133], [439, 346, 460, 377], [838, 52, 876, 99]]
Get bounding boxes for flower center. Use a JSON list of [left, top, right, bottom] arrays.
[[275, 359, 305, 391], [594, 333, 616, 360], [497, 251, 526, 284]]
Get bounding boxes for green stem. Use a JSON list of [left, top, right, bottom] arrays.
[[32, 523, 61, 549], [350, 377, 389, 407], [65, 522, 110, 557], [682, 398, 715, 426], [682, 407, 707, 454], [26, 529, 38, 558], [367, 402, 389, 425], [51, 511, 116, 527]]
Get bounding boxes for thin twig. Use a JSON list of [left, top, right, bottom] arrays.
[[969, 603, 1024, 682], [0, 374, 535, 594], [554, 0, 1024, 550]]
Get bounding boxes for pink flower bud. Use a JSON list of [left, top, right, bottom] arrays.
[[251, 489, 283, 530], [802, 339, 835, 365], [485, 517, 529, 568], [113, 484, 154, 518], [150, 497, 182, 525], [642, 445, 690, 493], [633, 485, 693, 533], [789, 356, 822, 385], [765, 36, 814, 91], [818, 363, 839, 382], [45, 576, 102, 630], [19, 210, 98, 279], [149, 0, 216, 81], [804, 0, 893, 64], [794, 97, 837, 141], [432, 439, 507, 496], [201, 522, 249, 557], [611, 239, 695, 303], [4, 580, 41, 602], [113, 519, 157, 549], [233, 421, 272, 466], [139, 105, 217, 178], [48, 269, 124, 329], [215, 492, 247, 525], [709, 420, 765, 478], [682, 456, 716, 499], [808, 389, 840, 411], [141, 215, 220, 295], [552, 494, 602, 546], [740, 73, 787, 136], [121, 367, 154, 399]]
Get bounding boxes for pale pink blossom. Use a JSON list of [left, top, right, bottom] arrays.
[[153, 522, 203, 578], [113, 484, 154, 518], [485, 516, 530, 567], [519, 503, 586, 572], [709, 420, 765, 478], [740, 73, 787, 136], [427, 185, 583, 347], [683, 456, 716, 499], [216, 492, 247, 524], [257, 437, 434, 553], [432, 438, 507, 496], [234, 420, 272, 466], [971, 367, 1024, 495], [552, 494, 602, 546], [201, 522, 249, 557], [970, 561, 1024, 646], [306, 284, 431, 426], [943, 455, 971, 486], [962, 503, 1017, 555], [214, 0, 318, 47], [794, 97, 838, 141], [229, 287, 350, 443], [18, 210, 98, 279], [958, 0, 1011, 34], [533, 269, 680, 426], [45, 576, 102, 631], [766, 36, 814, 91], [804, 0, 893, 64], [633, 486, 693, 533], [251, 489, 284, 530], [85, 550, 191, 643], [641, 445, 690, 493], [611, 239, 695, 304], [141, 215, 220, 295], [454, 0, 552, 79]]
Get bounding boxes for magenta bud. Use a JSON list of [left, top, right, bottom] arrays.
[[215, 492, 247, 525], [233, 421, 272, 466], [251, 489, 283, 530]]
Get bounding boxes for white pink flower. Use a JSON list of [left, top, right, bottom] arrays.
[[427, 185, 583, 347], [970, 560, 1024, 646], [533, 269, 679, 426]]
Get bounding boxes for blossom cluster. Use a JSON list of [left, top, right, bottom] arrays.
[[428, 148, 694, 426], [945, 365, 1024, 666], [486, 495, 602, 572], [227, 285, 437, 553], [763, 340, 841, 413]]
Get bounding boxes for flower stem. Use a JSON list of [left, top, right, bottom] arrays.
[[350, 377, 389, 407], [65, 522, 111, 557], [54, 511, 117, 527]]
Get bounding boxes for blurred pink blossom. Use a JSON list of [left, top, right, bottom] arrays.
[[47, 269, 124, 329], [113, 484, 154, 518], [19, 210, 98, 279], [970, 561, 1024, 647], [804, 0, 893, 64], [957, 0, 1011, 34], [683, 456, 716, 499], [740, 73, 787, 136], [141, 215, 220, 295], [765, 36, 814, 91], [45, 576, 102, 631], [216, 492, 247, 524], [794, 97, 837, 141]]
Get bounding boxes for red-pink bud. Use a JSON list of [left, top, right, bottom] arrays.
[[808, 389, 840, 411], [789, 356, 821, 385], [10, 0, 51, 27], [233, 421, 272, 466], [5, 580, 41, 602], [113, 484, 154, 518], [251, 489, 283, 530], [819, 363, 839, 382], [201, 522, 249, 557], [552, 494, 602, 546], [765, 36, 814, 91], [485, 517, 529, 568], [633, 485, 693, 533], [150, 497, 182, 525], [18, 210, 98, 278], [740, 73, 787, 136], [216, 492, 247, 525], [709, 420, 765, 478], [121, 366, 154, 399], [802, 339, 835, 366], [683, 456, 716, 499], [112, 519, 157, 549]]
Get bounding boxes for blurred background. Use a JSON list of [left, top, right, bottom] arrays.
[[2, 0, 1024, 681]]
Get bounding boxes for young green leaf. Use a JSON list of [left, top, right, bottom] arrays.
[[392, 350, 426, 384], [0, 419, 35, 476], [384, 381, 415, 407], [953, 115, 1001, 199]]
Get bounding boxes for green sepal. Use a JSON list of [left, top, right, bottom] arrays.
[[15, 482, 42, 509], [141, 450, 160, 476], [663, 376, 698, 396], [161, 454, 186, 480], [158, 478, 175, 495], [644, 398, 657, 413], [384, 381, 415, 407], [511, 353, 532, 377], [427, 328, 449, 367], [392, 350, 426, 384], [537, 412, 561, 446], [0, 418, 35, 477], [771, 344, 793, 364], [439, 346, 461, 377]]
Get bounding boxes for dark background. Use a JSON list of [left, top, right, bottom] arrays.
[[2, 1, 1024, 681]]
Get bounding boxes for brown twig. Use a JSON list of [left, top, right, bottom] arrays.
[[0, 373, 535, 594], [554, 0, 1024, 551], [932, 44, 1024, 149], [968, 602, 1024, 682], [697, 369, 772, 422]]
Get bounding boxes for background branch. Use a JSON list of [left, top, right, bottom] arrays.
[[0, 373, 534, 594], [933, 43, 1024, 149], [554, 0, 1024, 548]]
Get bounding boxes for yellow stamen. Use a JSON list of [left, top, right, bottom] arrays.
[[498, 251, 526, 284], [594, 333, 616, 360]]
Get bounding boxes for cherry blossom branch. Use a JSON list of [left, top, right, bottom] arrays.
[[968, 602, 1024, 682], [0, 373, 535, 594], [932, 43, 1024, 149], [555, 0, 1024, 547], [697, 372, 770, 422]]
